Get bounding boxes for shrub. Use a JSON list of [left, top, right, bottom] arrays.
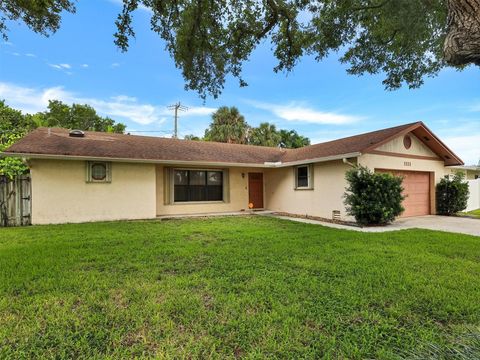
[[344, 166, 405, 226], [436, 172, 469, 215]]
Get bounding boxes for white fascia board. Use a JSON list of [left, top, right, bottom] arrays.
[[1, 152, 269, 168], [271, 152, 361, 167]]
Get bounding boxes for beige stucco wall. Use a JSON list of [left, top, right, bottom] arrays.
[[30, 159, 157, 224], [264, 160, 353, 220], [156, 165, 262, 215], [358, 153, 446, 184], [376, 133, 438, 157]]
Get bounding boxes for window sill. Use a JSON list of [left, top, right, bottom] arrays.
[[294, 187, 314, 191]]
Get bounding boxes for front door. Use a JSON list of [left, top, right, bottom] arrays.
[[248, 173, 264, 209]]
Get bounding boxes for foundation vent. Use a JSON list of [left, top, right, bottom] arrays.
[[332, 210, 341, 221]]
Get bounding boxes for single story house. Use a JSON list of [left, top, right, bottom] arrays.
[[4, 121, 463, 225]]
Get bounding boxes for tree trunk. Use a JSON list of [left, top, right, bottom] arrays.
[[444, 0, 480, 66]]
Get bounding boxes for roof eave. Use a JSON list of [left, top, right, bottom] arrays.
[[2, 151, 361, 168]]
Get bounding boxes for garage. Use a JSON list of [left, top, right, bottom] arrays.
[[377, 169, 432, 217]]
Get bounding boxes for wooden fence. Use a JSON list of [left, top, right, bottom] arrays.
[[0, 175, 31, 227]]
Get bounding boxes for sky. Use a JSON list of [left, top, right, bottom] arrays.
[[0, 1, 479, 164]]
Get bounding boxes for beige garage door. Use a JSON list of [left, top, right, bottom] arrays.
[[377, 170, 431, 217]]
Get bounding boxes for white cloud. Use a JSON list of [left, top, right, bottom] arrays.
[[1, 41, 13, 46], [111, 95, 137, 102], [107, 0, 152, 13], [186, 107, 216, 116], [11, 52, 20, 56], [25, 53, 36, 58], [81, 63, 89, 68], [0, 82, 216, 126], [0, 83, 70, 114], [248, 100, 362, 125], [49, 63, 72, 71], [111, 62, 120, 68], [443, 134, 480, 166]]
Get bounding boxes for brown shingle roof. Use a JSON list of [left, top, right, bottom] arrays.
[[3, 122, 463, 166], [284, 122, 416, 162], [5, 127, 286, 165]]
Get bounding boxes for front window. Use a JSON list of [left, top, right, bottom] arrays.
[[174, 169, 223, 202], [295, 165, 312, 189]]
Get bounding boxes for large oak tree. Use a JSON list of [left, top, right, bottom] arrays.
[[1, 1, 478, 98]]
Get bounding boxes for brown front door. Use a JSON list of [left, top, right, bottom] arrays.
[[248, 173, 264, 209], [377, 169, 431, 217]]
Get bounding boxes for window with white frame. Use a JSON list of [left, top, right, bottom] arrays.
[[295, 165, 313, 189], [173, 169, 223, 202], [86, 161, 111, 183]]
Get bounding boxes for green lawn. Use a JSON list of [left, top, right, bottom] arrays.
[[0, 216, 479, 359], [465, 209, 480, 219]]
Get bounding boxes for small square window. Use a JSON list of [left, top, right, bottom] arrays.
[[91, 163, 107, 180], [86, 162, 111, 183]]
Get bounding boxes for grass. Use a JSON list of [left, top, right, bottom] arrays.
[[463, 209, 480, 219], [0, 216, 479, 359]]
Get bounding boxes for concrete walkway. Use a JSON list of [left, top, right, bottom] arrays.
[[261, 214, 480, 237], [157, 210, 479, 237]]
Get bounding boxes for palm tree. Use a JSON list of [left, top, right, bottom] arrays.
[[204, 106, 249, 144], [279, 129, 310, 148], [248, 122, 281, 147]]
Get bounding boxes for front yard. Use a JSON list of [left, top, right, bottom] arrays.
[[0, 216, 479, 358]]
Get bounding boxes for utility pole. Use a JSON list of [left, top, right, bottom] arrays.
[[167, 102, 188, 138]]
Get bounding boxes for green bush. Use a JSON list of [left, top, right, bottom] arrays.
[[436, 172, 469, 215], [344, 166, 405, 226]]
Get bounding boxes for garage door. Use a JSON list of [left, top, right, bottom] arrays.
[[376, 170, 431, 217]]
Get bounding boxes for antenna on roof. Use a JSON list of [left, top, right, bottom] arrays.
[[167, 102, 188, 139]]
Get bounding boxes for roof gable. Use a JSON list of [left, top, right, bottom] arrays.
[[362, 122, 463, 166], [374, 133, 438, 158]]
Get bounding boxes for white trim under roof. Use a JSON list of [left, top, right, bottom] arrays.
[[2, 151, 362, 168]]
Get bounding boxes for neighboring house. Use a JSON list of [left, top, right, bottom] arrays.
[[3, 121, 463, 225], [445, 165, 480, 180]]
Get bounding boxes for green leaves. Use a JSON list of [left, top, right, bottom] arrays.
[[0, 0, 75, 40], [344, 166, 405, 225], [204, 106, 249, 144], [202, 107, 310, 147], [112, 0, 451, 98], [249, 122, 281, 147], [436, 172, 469, 215], [0, 100, 35, 178], [279, 129, 310, 148]]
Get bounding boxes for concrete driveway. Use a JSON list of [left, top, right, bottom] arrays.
[[267, 214, 480, 237], [391, 215, 480, 237]]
